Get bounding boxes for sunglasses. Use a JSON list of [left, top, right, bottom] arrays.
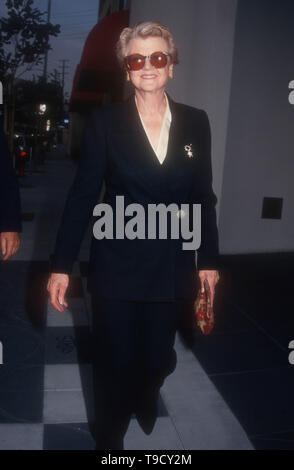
[[124, 51, 170, 71]]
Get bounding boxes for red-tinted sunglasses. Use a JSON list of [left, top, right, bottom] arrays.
[[124, 51, 170, 71]]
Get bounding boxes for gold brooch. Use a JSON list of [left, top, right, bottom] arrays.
[[184, 143, 193, 158]]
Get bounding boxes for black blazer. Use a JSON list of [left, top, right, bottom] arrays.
[[50, 92, 219, 301], [0, 129, 22, 233]]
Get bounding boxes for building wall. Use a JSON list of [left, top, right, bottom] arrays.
[[219, 0, 294, 253]]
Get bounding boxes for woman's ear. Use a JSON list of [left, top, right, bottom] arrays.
[[169, 65, 174, 79]]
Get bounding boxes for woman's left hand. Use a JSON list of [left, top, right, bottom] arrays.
[[198, 270, 220, 305]]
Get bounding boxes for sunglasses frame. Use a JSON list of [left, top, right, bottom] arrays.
[[124, 51, 171, 71]]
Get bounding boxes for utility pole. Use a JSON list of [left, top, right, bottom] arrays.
[[58, 59, 70, 102], [53, 69, 60, 84], [43, 0, 52, 82], [97, 0, 101, 21]]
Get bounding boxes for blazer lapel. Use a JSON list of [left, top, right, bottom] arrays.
[[122, 91, 182, 170], [164, 92, 184, 168], [110, 91, 199, 204]]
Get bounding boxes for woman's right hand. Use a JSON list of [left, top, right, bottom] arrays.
[[47, 273, 69, 312]]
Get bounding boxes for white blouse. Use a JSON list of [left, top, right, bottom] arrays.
[[135, 92, 172, 164]]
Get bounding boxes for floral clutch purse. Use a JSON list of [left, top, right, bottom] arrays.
[[194, 278, 214, 335]]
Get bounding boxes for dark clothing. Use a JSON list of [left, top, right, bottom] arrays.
[[50, 92, 219, 449], [50, 92, 219, 301], [90, 295, 191, 449], [0, 130, 22, 232]]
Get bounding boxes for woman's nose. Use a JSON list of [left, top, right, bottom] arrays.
[[142, 57, 153, 70]]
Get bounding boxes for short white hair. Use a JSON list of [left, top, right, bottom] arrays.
[[116, 21, 179, 68]]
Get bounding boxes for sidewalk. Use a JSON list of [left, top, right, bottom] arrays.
[[0, 152, 253, 450]]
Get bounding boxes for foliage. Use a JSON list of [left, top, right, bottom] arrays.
[[0, 0, 60, 84]]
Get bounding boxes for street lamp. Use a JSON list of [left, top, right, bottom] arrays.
[[39, 103, 47, 115]]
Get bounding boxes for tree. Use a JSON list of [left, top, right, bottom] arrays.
[[0, 0, 60, 84], [0, 0, 60, 153]]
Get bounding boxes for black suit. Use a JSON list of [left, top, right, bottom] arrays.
[[50, 92, 219, 300], [0, 129, 22, 233], [50, 92, 220, 449]]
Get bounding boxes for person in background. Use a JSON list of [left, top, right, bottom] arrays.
[[0, 128, 21, 260]]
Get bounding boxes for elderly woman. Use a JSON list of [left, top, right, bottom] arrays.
[[47, 21, 220, 450]]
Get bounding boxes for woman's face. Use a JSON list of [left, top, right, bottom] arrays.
[[125, 36, 173, 94]]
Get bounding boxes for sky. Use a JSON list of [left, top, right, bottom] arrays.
[[0, 0, 100, 97]]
